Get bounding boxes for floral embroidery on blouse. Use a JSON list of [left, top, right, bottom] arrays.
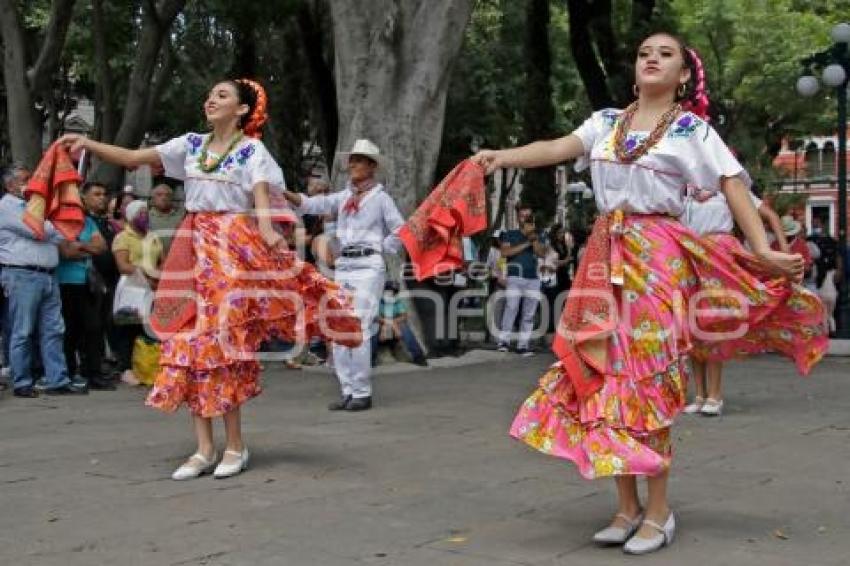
[[236, 144, 256, 166], [187, 134, 204, 155], [668, 114, 702, 139], [601, 109, 620, 128]]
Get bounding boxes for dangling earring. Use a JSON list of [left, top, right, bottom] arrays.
[[633, 84, 640, 98], [677, 83, 687, 98]]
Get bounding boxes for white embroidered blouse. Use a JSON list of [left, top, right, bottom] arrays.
[[571, 109, 751, 216], [681, 191, 763, 236], [156, 133, 285, 213]]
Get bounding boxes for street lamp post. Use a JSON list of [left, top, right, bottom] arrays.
[[797, 22, 850, 339]]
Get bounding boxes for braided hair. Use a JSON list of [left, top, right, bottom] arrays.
[[681, 47, 710, 120], [228, 78, 269, 138]]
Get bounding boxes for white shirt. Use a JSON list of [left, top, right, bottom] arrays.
[[572, 109, 750, 216], [297, 183, 404, 255], [156, 133, 285, 213], [681, 190, 762, 236]]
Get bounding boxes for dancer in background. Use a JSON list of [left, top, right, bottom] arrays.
[[682, 190, 825, 416]]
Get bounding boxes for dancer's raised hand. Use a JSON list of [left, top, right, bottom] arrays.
[[470, 149, 505, 175], [757, 249, 805, 283], [57, 133, 88, 157]]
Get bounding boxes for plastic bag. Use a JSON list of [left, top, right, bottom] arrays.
[[131, 335, 160, 387], [113, 270, 152, 325]]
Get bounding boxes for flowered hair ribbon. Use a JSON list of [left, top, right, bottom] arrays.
[[236, 78, 269, 139], [682, 48, 710, 121]]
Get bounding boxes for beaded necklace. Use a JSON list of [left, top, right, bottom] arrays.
[[613, 101, 681, 163], [197, 132, 244, 173]]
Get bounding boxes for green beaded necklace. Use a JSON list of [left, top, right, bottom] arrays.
[[197, 132, 244, 173]]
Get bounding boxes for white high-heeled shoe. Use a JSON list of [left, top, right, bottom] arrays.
[[683, 396, 704, 414], [171, 452, 218, 481], [592, 511, 644, 545], [623, 513, 676, 555], [700, 398, 724, 417], [213, 448, 250, 479]]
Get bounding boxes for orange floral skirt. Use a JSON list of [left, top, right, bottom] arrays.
[[146, 213, 361, 418]]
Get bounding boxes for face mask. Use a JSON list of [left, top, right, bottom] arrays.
[[131, 214, 149, 234], [812, 227, 822, 236]]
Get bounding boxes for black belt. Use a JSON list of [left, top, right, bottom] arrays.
[[0, 263, 55, 275], [341, 247, 379, 258]]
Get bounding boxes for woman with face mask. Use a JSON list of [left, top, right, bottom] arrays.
[[111, 200, 163, 386]]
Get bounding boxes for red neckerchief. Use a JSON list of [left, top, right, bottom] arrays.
[[342, 179, 377, 215]]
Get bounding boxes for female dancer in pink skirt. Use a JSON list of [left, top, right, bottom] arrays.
[[60, 79, 361, 481], [681, 190, 825, 416], [473, 32, 827, 555]]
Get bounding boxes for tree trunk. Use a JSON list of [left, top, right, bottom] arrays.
[[0, 0, 77, 168], [520, 0, 556, 222], [92, 0, 116, 144], [565, 0, 664, 110], [565, 0, 615, 110], [328, 0, 474, 214], [90, 0, 186, 187], [297, 0, 338, 161]]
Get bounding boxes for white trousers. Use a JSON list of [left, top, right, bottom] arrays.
[[498, 276, 541, 349], [333, 256, 385, 398]]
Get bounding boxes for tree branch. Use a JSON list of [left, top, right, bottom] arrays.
[[566, 0, 614, 109], [27, 0, 77, 95]]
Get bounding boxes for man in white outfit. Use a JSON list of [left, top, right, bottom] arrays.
[[283, 140, 404, 411]]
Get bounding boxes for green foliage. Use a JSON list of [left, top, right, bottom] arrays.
[[671, 0, 841, 181]]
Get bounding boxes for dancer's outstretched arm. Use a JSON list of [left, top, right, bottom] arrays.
[[471, 134, 586, 174], [724, 177, 803, 282], [57, 134, 161, 169]]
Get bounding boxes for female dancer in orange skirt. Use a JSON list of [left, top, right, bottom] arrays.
[[60, 79, 361, 480], [473, 33, 827, 555], [681, 190, 824, 416]]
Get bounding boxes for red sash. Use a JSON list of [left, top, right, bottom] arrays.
[[23, 142, 85, 240], [399, 160, 487, 281], [149, 215, 196, 338]]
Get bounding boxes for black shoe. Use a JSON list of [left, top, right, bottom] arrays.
[[346, 396, 372, 411], [412, 356, 429, 367], [328, 395, 352, 411], [13, 386, 39, 398], [515, 347, 536, 358], [46, 383, 89, 395], [88, 377, 117, 391]]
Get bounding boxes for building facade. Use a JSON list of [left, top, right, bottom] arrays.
[[772, 128, 850, 236]]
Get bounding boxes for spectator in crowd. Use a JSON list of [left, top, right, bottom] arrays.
[[57, 203, 115, 390], [497, 217, 547, 356], [110, 191, 136, 234], [112, 200, 163, 386], [83, 182, 122, 372], [541, 224, 572, 333], [0, 164, 87, 397], [485, 230, 506, 343], [148, 183, 185, 259], [371, 281, 427, 367]]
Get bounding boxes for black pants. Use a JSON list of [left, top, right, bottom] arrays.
[[113, 324, 144, 372], [60, 284, 105, 379], [411, 278, 461, 355]]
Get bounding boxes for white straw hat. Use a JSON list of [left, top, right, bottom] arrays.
[[339, 139, 385, 170]]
